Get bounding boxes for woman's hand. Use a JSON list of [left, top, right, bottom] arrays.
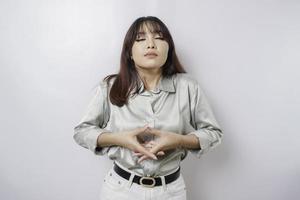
[[116, 125, 158, 160], [133, 140, 165, 159], [134, 128, 183, 163]]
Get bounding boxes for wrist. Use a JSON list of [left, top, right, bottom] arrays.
[[97, 131, 120, 148], [179, 134, 201, 150], [111, 132, 122, 147], [178, 134, 185, 149]]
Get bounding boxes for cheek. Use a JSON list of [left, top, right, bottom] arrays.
[[132, 45, 144, 58], [160, 44, 169, 57]]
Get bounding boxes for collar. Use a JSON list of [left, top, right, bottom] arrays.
[[137, 74, 176, 94]]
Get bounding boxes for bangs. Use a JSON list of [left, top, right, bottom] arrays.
[[135, 21, 167, 39], [138, 21, 163, 34]]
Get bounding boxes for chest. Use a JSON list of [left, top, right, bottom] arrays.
[[106, 89, 193, 134]]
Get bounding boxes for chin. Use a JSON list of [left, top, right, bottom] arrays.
[[139, 62, 165, 69], [138, 65, 163, 70]]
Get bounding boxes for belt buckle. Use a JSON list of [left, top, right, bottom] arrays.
[[139, 176, 156, 188]]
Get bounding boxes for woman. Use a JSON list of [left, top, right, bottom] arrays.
[[73, 16, 223, 200]]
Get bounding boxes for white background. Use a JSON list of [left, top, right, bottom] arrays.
[[1, 0, 299, 200]]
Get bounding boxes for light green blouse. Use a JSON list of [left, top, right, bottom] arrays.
[[74, 73, 222, 177]]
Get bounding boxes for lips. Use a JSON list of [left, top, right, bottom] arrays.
[[144, 52, 158, 56]]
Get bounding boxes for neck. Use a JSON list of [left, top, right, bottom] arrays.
[[136, 67, 162, 91]]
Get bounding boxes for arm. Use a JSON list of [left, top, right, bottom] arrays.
[[73, 83, 159, 159], [96, 132, 118, 148], [73, 83, 112, 155], [187, 83, 223, 158], [132, 83, 222, 162], [179, 134, 201, 150]]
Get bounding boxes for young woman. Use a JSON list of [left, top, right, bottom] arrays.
[[73, 16, 223, 200]]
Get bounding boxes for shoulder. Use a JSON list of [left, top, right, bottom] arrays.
[[174, 73, 201, 89], [91, 77, 115, 100], [97, 75, 117, 91], [174, 73, 210, 104]]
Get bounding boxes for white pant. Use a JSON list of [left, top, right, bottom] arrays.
[[99, 165, 187, 200]]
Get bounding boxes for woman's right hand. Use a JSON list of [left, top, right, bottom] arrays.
[[133, 140, 165, 162], [116, 125, 158, 160]]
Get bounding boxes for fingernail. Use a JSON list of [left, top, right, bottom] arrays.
[[153, 155, 158, 160]]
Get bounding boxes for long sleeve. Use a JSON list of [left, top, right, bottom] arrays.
[[73, 82, 111, 155], [187, 83, 223, 158]]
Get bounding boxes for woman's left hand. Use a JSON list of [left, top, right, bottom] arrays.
[[135, 128, 183, 163]]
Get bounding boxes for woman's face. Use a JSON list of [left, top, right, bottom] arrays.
[[131, 24, 169, 71]]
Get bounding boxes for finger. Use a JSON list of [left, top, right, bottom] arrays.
[[133, 145, 147, 153], [136, 151, 164, 161], [134, 150, 162, 157], [133, 125, 149, 135], [135, 144, 158, 160], [144, 143, 153, 148], [148, 140, 157, 146], [149, 144, 163, 155], [157, 151, 165, 156], [138, 155, 149, 163], [133, 152, 143, 156], [146, 128, 161, 136], [134, 149, 141, 153], [143, 140, 151, 144], [138, 150, 164, 162]]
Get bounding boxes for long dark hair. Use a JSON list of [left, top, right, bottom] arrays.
[[104, 16, 186, 107]]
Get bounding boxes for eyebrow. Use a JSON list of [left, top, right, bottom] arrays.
[[136, 31, 163, 38], [137, 31, 146, 36]]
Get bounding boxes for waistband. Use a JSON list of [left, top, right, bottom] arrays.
[[113, 162, 180, 188]]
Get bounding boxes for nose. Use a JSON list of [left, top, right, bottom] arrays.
[[147, 38, 156, 49]]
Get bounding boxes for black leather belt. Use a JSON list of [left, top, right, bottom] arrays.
[[113, 163, 180, 188]]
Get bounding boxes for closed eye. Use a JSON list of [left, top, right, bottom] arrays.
[[136, 37, 164, 42], [135, 38, 146, 42], [155, 37, 164, 40]]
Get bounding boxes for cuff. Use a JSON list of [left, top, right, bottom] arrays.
[[187, 129, 222, 159], [86, 129, 111, 155], [73, 126, 111, 156]]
